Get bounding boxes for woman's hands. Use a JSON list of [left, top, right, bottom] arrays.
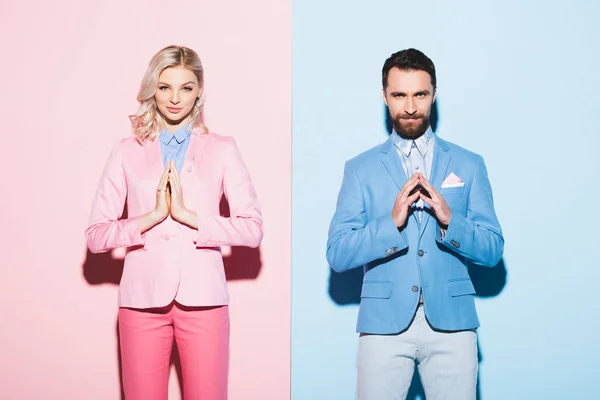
[[139, 161, 197, 234], [139, 165, 171, 233], [155, 164, 172, 221], [167, 160, 194, 225]]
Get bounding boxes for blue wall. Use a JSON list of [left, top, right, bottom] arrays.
[[292, 1, 600, 399]]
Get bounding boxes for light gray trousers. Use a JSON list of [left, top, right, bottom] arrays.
[[357, 304, 478, 400]]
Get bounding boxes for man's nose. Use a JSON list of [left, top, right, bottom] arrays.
[[404, 97, 417, 115]]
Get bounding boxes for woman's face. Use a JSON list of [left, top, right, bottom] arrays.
[[155, 65, 202, 131]]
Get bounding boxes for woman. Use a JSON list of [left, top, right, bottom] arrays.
[[85, 45, 263, 399]]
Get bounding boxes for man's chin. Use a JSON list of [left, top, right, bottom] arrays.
[[394, 127, 427, 139], [394, 118, 429, 140]]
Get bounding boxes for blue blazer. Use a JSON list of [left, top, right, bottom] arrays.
[[326, 136, 504, 334]]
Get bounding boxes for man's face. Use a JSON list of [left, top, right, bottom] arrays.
[[383, 68, 436, 139]]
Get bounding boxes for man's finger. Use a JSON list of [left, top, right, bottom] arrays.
[[400, 176, 421, 198], [417, 177, 439, 199], [419, 191, 437, 207], [404, 190, 420, 206]]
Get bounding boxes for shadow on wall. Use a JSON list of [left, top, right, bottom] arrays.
[[82, 194, 262, 399], [327, 100, 506, 399], [82, 195, 262, 285]]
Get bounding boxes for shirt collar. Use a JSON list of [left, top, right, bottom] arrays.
[[392, 127, 434, 158], [159, 123, 191, 145]]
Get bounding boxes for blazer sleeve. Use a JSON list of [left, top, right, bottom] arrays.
[[195, 137, 263, 248], [85, 141, 145, 253], [436, 155, 504, 267], [326, 161, 408, 273]]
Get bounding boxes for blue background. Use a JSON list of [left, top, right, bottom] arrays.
[[292, 1, 600, 399]]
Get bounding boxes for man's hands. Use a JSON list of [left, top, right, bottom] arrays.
[[392, 174, 422, 228], [416, 174, 451, 228], [392, 173, 452, 228]]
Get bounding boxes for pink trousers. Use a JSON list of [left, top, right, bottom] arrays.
[[118, 303, 230, 400]]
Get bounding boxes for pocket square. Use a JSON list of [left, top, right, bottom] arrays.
[[441, 172, 465, 188]]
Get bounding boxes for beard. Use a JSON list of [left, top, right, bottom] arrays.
[[392, 113, 430, 139]]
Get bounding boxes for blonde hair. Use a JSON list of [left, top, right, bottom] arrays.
[[130, 45, 208, 143]]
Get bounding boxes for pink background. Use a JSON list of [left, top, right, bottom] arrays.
[[0, 1, 290, 399]]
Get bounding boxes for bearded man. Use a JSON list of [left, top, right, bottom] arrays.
[[326, 48, 504, 400]]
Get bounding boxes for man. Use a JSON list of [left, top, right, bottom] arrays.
[[326, 48, 504, 399]]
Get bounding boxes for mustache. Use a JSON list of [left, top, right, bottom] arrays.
[[398, 114, 425, 120]]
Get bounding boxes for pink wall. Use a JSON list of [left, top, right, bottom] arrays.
[[0, 1, 290, 399]]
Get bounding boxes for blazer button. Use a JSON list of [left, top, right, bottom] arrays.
[[418, 250, 425, 257], [411, 286, 419, 292]]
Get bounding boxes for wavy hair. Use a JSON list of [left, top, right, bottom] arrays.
[[130, 45, 208, 143]]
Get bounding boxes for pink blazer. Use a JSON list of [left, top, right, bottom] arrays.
[[85, 129, 263, 308]]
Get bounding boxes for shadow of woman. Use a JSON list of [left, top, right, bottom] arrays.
[[82, 194, 262, 398]]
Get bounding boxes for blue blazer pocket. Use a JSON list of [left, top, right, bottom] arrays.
[[361, 281, 392, 299], [440, 186, 465, 196], [448, 279, 476, 297]]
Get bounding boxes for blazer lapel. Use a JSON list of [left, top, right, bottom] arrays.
[[419, 137, 451, 239], [144, 137, 165, 180], [381, 137, 424, 227], [381, 138, 408, 190], [180, 129, 208, 188]]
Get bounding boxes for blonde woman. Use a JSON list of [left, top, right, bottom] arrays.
[[86, 45, 263, 399]]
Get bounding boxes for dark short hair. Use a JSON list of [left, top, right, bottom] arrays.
[[382, 48, 436, 89]]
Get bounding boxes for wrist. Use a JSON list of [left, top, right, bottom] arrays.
[[392, 212, 400, 228], [181, 208, 194, 225], [440, 214, 451, 229], [151, 208, 166, 224], [172, 206, 189, 224]]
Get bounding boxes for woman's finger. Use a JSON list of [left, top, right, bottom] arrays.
[[158, 165, 169, 190]]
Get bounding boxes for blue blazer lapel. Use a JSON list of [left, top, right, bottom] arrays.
[[420, 137, 451, 239], [380, 137, 408, 190], [381, 138, 423, 228]]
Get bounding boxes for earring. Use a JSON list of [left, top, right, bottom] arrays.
[[195, 98, 201, 108]]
